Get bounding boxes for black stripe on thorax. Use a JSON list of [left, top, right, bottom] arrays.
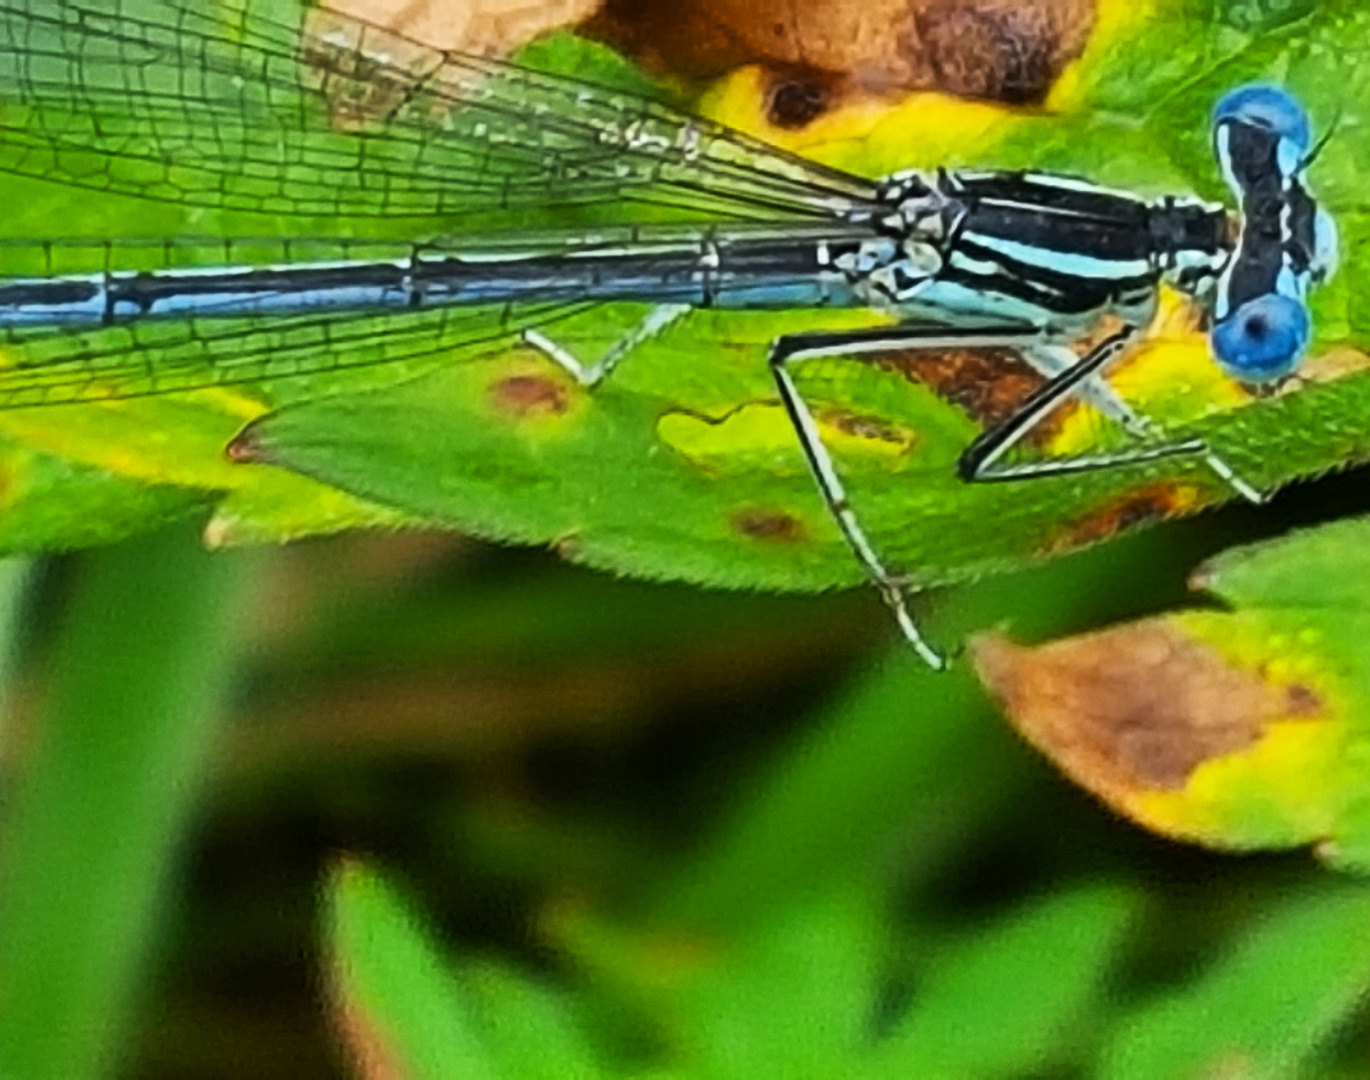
[[947, 172, 1156, 224], [961, 202, 1159, 262]]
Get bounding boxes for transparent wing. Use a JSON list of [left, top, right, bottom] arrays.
[[0, 0, 881, 223], [0, 301, 582, 407]]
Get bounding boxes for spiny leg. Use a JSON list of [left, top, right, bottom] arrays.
[[960, 325, 1267, 504], [521, 303, 692, 388], [1020, 340, 1144, 430], [769, 323, 1049, 670]]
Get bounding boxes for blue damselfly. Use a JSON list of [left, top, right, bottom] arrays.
[[0, 0, 1338, 666]]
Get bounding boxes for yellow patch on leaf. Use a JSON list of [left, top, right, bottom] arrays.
[[1042, 290, 1252, 461], [697, 67, 1011, 172], [0, 392, 269, 489], [204, 476, 413, 547], [657, 400, 916, 476], [1136, 717, 1347, 853]]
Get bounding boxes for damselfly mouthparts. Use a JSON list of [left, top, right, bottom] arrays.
[[0, 0, 1338, 667]]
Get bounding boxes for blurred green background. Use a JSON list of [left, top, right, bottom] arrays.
[[4, 469, 1370, 1079]]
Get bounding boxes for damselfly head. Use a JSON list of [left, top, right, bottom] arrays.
[[1208, 84, 1336, 383]]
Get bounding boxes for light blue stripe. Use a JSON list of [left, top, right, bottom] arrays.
[[963, 232, 1151, 281]]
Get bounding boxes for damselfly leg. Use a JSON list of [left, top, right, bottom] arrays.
[[770, 320, 1265, 665], [520, 303, 693, 387], [959, 329, 1266, 504]]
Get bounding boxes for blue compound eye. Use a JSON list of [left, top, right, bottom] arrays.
[[1213, 84, 1311, 155], [1210, 293, 1311, 383]]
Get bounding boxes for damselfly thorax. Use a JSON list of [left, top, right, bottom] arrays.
[[839, 170, 1233, 332]]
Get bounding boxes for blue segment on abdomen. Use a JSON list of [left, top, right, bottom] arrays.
[[0, 249, 862, 326], [710, 279, 859, 308]]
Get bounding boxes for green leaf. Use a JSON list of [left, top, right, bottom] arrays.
[[1098, 885, 1370, 1080], [550, 880, 1137, 1079], [875, 884, 1139, 1079], [462, 962, 606, 1080], [678, 885, 885, 1080], [327, 860, 606, 1080], [0, 527, 258, 1080], [0, 435, 211, 551], [328, 861, 501, 1080]]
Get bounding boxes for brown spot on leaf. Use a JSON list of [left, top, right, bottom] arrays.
[[913, 3, 1074, 103], [973, 623, 1327, 803], [733, 508, 807, 542], [764, 69, 839, 127], [1050, 484, 1196, 551], [587, 0, 1093, 100], [817, 407, 915, 448], [879, 347, 1068, 434], [553, 535, 582, 561], [225, 423, 272, 465], [1283, 682, 1323, 718], [488, 374, 571, 418]]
